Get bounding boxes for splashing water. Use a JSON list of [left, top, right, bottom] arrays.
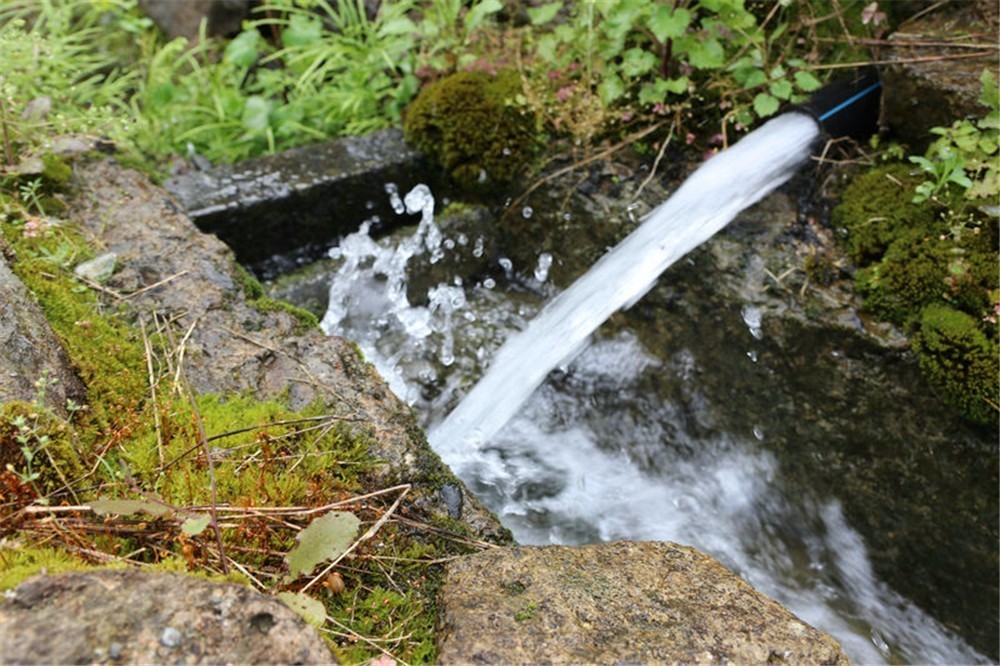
[[319, 113, 989, 664]]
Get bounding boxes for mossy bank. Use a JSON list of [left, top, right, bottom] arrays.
[[0, 153, 511, 664]]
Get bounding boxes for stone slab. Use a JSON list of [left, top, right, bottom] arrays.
[[164, 129, 445, 279], [437, 541, 848, 665]]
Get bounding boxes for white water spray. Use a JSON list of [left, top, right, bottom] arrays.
[[430, 112, 819, 460]]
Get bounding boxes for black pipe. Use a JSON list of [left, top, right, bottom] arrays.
[[797, 66, 882, 140]]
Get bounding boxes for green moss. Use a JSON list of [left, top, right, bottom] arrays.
[[833, 163, 999, 424], [233, 264, 318, 333], [912, 305, 998, 425], [0, 545, 118, 591], [0, 401, 85, 495], [831, 163, 937, 264], [514, 601, 539, 622], [404, 69, 537, 190]]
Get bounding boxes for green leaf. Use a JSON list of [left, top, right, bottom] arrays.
[[740, 68, 767, 89], [277, 592, 327, 628], [91, 499, 172, 517], [379, 16, 419, 36], [753, 92, 780, 118], [598, 74, 626, 106], [286, 511, 360, 578], [769, 79, 793, 100], [793, 70, 823, 92], [242, 96, 273, 134], [466, 0, 503, 32], [282, 14, 322, 48], [527, 2, 562, 26], [649, 6, 691, 42], [223, 30, 261, 68], [685, 37, 725, 69], [180, 514, 212, 536], [620, 47, 658, 78]]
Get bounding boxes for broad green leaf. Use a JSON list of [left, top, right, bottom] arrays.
[[466, 0, 503, 32], [740, 68, 767, 89], [621, 47, 658, 78], [277, 591, 327, 627], [223, 30, 261, 68], [527, 2, 562, 26], [685, 37, 725, 69], [769, 79, 793, 100], [91, 499, 172, 517], [649, 5, 691, 42], [282, 14, 322, 48], [286, 511, 360, 578], [793, 70, 823, 92], [242, 95, 272, 133], [379, 16, 419, 36], [753, 92, 780, 118], [181, 514, 212, 536], [598, 74, 626, 106]]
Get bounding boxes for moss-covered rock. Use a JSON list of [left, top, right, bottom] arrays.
[[403, 69, 536, 190], [831, 163, 937, 264], [912, 305, 999, 425], [833, 162, 999, 424]]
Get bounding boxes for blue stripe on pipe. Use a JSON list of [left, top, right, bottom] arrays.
[[818, 81, 882, 122]]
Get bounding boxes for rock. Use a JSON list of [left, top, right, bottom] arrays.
[[0, 569, 335, 665], [164, 128, 449, 280], [138, 0, 252, 41], [66, 157, 510, 544], [437, 541, 848, 665], [0, 242, 87, 419], [881, 2, 999, 147], [73, 252, 117, 283]]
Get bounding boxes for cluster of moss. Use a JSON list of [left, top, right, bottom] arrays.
[[403, 69, 537, 191], [832, 163, 998, 424]]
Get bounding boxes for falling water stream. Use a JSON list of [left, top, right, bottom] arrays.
[[319, 113, 989, 664]]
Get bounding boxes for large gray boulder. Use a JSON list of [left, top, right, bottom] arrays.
[[437, 541, 848, 665], [1, 569, 335, 665]]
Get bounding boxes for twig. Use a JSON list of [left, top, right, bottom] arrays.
[[163, 324, 229, 575], [302, 485, 410, 593], [318, 619, 409, 666], [122, 270, 190, 300], [139, 317, 165, 464], [632, 117, 678, 203], [504, 119, 670, 222], [809, 52, 995, 70]]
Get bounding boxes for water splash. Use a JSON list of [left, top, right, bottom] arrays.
[[429, 112, 819, 462]]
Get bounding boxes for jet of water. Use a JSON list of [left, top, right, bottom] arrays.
[[430, 112, 820, 465]]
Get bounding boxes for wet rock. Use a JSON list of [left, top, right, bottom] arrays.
[[138, 0, 252, 41], [499, 154, 997, 657], [437, 541, 848, 665], [67, 158, 511, 544], [165, 129, 449, 280], [0, 243, 87, 419], [881, 2, 999, 147], [1, 569, 335, 665]]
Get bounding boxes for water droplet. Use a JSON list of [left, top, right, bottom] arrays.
[[483, 278, 496, 289], [534, 252, 553, 283], [502, 147, 511, 156], [752, 426, 764, 441], [741, 305, 764, 340], [522, 206, 533, 219], [746, 350, 758, 363]]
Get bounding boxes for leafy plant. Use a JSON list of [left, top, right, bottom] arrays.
[[910, 70, 999, 204]]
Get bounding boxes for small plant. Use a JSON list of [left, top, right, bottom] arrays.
[[910, 70, 999, 204]]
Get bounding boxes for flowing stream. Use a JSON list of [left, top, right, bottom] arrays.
[[319, 112, 989, 665]]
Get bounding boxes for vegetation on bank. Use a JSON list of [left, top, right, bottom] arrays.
[[832, 72, 999, 425], [0, 0, 997, 662], [0, 158, 495, 660]]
